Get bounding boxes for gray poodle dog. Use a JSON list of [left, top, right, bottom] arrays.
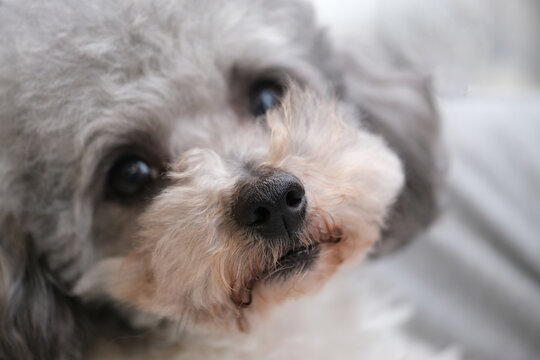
[[0, 0, 444, 359]]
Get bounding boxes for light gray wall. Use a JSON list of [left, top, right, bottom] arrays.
[[311, 0, 540, 92]]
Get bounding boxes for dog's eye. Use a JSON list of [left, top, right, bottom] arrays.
[[107, 156, 157, 198], [248, 80, 284, 117]]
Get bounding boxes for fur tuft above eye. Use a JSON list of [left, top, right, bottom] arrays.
[[248, 79, 285, 117]]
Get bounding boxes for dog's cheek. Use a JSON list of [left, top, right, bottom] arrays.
[[264, 86, 405, 254], [93, 149, 244, 323]]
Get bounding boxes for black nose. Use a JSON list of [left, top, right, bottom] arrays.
[[232, 170, 307, 239]]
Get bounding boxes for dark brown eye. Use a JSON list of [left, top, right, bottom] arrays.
[[107, 155, 157, 199], [248, 80, 284, 117]]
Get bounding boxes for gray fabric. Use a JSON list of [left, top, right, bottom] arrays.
[[369, 91, 540, 360]]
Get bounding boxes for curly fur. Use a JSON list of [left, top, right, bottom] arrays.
[[0, 0, 446, 359]]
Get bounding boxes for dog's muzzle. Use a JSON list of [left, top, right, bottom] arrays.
[[232, 169, 306, 240]]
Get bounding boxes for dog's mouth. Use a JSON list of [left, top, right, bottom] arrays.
[[231, 231, 341, 307], [264, 243, 321, 280], [262, 227, 343, 280]]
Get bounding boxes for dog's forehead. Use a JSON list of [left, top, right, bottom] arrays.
[[1, 0, 324, 156]]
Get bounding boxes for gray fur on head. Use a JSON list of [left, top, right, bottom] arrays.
[[0, 0, 439, 359]]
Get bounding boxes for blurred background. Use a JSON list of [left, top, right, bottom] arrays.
[[311, 1, 540, 359]]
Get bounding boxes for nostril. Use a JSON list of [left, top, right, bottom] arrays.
[[251, 206, 270, 226], [285, 190, 303, 208]]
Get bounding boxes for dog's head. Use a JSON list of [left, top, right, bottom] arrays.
[[75, 85, 404, 331], [0, 0, 438, 358]]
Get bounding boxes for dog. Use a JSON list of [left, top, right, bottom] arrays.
[[0, 0, 450, 359]]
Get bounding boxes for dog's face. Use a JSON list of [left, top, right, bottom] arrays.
[[0, 0, 438, 356], [63, 1, 403, 328], [82, 88, 403, 329]]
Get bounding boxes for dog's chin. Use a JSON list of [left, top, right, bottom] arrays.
[[240, 229, 345, 311]]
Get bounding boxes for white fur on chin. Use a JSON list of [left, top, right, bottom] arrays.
[[89, 270, 461, 360]]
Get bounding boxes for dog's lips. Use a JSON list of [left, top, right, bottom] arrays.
[[261, 227, 343, 280], [264, 243, 321, 280], [278, 244, 317, 263]]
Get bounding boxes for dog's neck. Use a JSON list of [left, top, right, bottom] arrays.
[[84, 271, 456, 360]]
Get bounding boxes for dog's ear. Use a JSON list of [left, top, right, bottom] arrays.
[[339, 53, 441, 257], [0, 215, 85, 360]]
